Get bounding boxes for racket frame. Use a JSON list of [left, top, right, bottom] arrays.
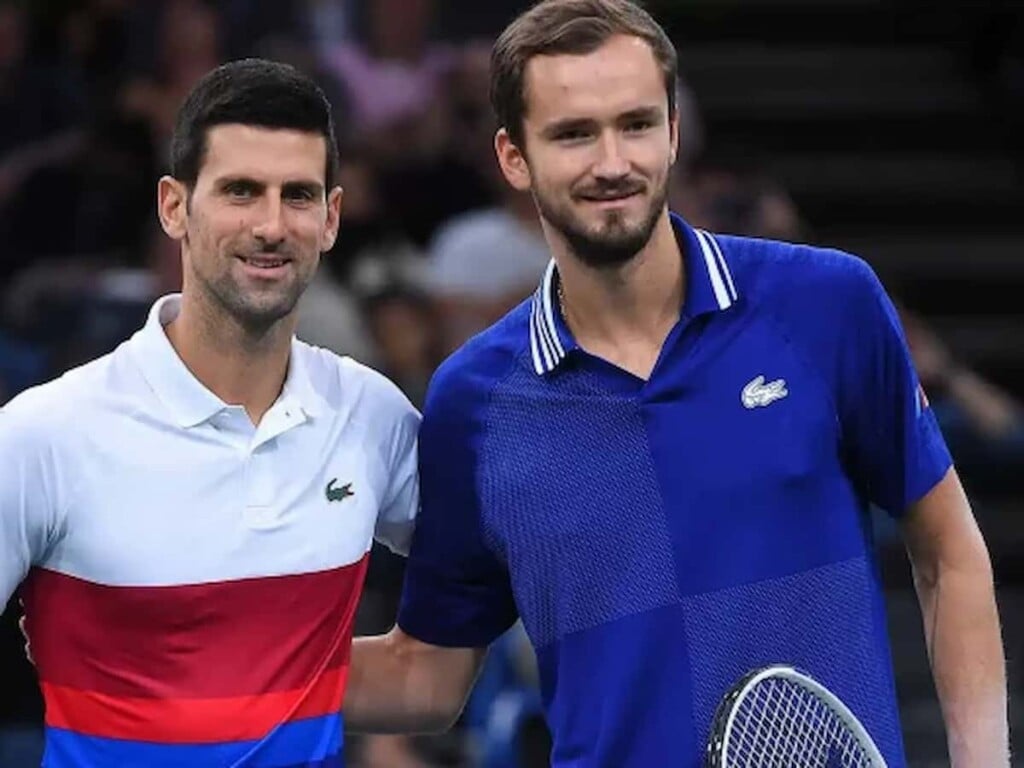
[[705, 664, 888, 768]]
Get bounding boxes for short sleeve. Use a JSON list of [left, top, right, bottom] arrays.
[[374, 386, 421, 556], [0, 407, 64, 610], [397, 363, 519, 648], [835, 260, 953, 516]]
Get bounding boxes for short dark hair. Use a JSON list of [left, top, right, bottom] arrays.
[[170, 58, 339, 191], [490, 0, 678, 149]]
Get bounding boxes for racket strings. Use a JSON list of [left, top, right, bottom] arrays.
[[728, 678, 875, 767]]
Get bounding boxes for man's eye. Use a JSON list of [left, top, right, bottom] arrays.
[[225, 184, 254, 198], [557, 130, 589, 142], [625, 120, 652, 133]]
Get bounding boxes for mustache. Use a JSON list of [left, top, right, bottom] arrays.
[[573, 179, 647, 199], [239, 241, 295, 259]]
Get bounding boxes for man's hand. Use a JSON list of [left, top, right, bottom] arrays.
[[345, 627, 487, 733], [18, 600, 34, 666]]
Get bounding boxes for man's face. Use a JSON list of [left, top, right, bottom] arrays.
[[499, 35, 677, 268], [166, 124, 341, 331]]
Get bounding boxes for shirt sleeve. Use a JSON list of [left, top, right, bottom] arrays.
[[0, 407, 64, 611], [834, 258, 953, 516], [374, 384, 421, 557], [397, 361, 519, 648]]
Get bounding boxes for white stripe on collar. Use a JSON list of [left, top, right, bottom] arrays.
[[530, 261, 564, 375], [694, 229, 738, 309], [528, 231, 738, 375]]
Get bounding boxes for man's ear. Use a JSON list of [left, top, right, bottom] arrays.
[[157, 176, 189, 240], [494, 128, 532, 193], [669, 107, 680, 166], [322, 185, 343, 252]]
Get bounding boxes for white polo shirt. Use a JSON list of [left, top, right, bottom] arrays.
[[0, 294, 419, 768]]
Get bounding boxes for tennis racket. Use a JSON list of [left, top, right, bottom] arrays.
[[704, 665, 888, 768]]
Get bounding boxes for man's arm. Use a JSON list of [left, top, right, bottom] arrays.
[[901, 467, 1008, 767], [345, 627, 487, 733], [821, 256, 1008, 764], [351, 348, 520, 733]]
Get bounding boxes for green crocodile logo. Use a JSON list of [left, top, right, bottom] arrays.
[[325, 479, 354, 503]]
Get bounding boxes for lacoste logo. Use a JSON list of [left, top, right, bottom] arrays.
[[325, 479, 354, 503], [741, 375, 788, 409]]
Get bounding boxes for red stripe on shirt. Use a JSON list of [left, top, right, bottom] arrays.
[[41, 665, 347, 743], [21, 557, 368, 699]]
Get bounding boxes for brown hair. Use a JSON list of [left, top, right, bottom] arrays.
[[490, 0, 678, 148]]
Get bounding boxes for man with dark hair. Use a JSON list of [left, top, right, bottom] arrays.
[[1, 59, 420, 767], [170, 58, 341, 193], [343, 1, 1008, 766]]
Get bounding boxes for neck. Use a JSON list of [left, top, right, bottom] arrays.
[[165, 291, 295, 425], [554, 211, 683, 349]]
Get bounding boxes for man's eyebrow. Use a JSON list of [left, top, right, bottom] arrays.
[[282, 180, 325, 195], [540, 117, 598, 139], [618, 106, 664, 123], [214, 175, 264, 189], [540, 107, 664, 139]]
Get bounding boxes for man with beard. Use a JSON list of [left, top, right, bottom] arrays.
[[343, 1, 1007, 766], [0, 59, 419, 767]]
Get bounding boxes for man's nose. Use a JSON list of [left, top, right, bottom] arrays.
[[252, 194, 286, 246], [592, 131, 631, 180]]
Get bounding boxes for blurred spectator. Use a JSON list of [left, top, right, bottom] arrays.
[[900, 307, 1024, 493], [320, 4, 494, 247], [363, 284, 441, 410], [215, 0, 353, 61], [295, 156, 420, 366], [296, 269, 379, 366], [49, 0, 134, 103], [902, 308, 1023, 442], [119, 0, 223, 157], [322, 0, 452, 152], [0, 2, 83, 158], [0, 1, 89, 282], [426, 189, 549, 355], [415, 41, 548, 353], [676, 163, 807, 242], [445, 41, 496, 174]]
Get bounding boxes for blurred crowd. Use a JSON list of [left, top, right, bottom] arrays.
[[0, 0, 804, 407], [1, 1, 1022, 766]]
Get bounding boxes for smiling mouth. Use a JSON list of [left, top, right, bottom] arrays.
[[238, 256, 291, 269], [578, 190, 643, 203]]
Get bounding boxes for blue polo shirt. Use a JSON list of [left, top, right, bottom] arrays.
[[398, 214, 952, 767]]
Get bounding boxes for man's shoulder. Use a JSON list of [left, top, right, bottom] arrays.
[[717, 233, 879, 305], [3, 347, 126, 422], [1, 347, 127, 450], [717, 234, 895, 362], [292, 341, 418, 423]]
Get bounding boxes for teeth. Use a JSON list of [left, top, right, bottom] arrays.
[[245, 259, 285, 268]]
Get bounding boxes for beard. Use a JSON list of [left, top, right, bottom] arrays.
[[190, 240, 316, 336], [533, 172, 669, 269]]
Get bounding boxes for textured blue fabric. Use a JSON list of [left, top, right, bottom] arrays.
[[399, 215, 952, 767]]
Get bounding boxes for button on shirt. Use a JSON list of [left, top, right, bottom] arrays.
[[398, 214, 951, 768], [0, 295, 420, 768]]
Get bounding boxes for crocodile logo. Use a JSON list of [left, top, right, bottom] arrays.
[[325, 479, 354, 503]]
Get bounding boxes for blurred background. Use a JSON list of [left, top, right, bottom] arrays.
[[0, 0, 1022, 765]]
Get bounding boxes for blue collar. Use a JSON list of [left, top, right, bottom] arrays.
[[528, 214, 740, 376]]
